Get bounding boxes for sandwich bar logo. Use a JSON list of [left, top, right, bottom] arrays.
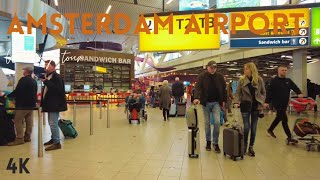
[[7, 11, 307, 36]]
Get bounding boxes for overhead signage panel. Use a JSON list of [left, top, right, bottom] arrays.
[[230, 8, 310, 48], [59, 49, 134, 65], [179, 0, 210, 11], [311, 8, 320, 47], [139, 13, 220, 52]]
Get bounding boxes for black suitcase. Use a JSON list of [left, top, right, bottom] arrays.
[[177, 102, 186, 116], [223, 127, 245, 161], [187, 107, 200, 158]]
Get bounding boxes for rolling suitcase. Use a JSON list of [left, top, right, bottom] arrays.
[[58, 119, 78, 138], [187, 106, 200, 158], [177, 102, 187, 116], [223, 127, 244, 161]]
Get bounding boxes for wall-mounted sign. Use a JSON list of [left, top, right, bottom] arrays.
[[230, 8, 310, 48], [139, 13, 220, 52], [11, 26, 37, 63], [93, 66, 107, 73], [60, 49, 134, 64], [179, 0, 210, 11], [311, 8, 320, 47]]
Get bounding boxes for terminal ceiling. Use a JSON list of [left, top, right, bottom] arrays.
[[41, 0, 179, 53], [171, 48, 320, 81]]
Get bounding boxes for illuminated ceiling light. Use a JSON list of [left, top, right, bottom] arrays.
[[54, 0, 58, 6], [166, 0, 174, 5], [106, 5, 112, 14], [309, 59, 320, 64]]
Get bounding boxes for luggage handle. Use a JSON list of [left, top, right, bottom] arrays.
[[193, 106, 198, 128]]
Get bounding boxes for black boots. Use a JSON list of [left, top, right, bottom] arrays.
[[245, 144, 255, 157], [206, 141, 221, 153], [248, 146, 255, 157], [213, 144, 221, 153], [206, 141, 211, 151], [267, 130, 277, 138]]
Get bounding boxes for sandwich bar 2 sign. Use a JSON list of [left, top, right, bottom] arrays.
[[230, 8, 310, 48], [311, 8, 320, 47]]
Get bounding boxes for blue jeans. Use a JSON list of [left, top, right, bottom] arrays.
[[203, 102, 221, 144], [174, 96, 181, 114], [150, 96, 155, 107], [174, 96, 181, 105], [241, 111, 259, 147], [48, 112, 60, 144]]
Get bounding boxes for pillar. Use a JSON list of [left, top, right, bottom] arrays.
[[292, 50, 307, 96], [14, 63, 34, 88]]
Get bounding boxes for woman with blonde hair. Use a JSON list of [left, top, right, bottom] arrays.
[[236, 62, 266, 157], [159, 80, 172, 121]]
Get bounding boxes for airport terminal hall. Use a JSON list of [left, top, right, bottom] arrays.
[[2, 0, 320, 180]]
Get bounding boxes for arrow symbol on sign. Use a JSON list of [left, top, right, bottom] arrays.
[[314, 38, 320, 44], [300, 20, 306, 26]]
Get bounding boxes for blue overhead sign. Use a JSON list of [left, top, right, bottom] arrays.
[[230, 37, 309, 48], [230, 8, 310, 48]]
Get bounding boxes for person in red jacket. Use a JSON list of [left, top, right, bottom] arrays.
[[132, 77, 146, 94], [132, 77, 146, 115]]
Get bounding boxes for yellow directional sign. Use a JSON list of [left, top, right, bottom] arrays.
[[139, 13, 220, 52]]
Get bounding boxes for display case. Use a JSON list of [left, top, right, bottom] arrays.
[[59, 48, 134, 92]]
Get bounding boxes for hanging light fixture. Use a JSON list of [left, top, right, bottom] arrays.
[[166, 0, 174, 4]]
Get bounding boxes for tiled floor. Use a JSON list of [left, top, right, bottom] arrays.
[[0, 104, 319, 180]]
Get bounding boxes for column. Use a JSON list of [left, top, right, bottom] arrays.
[[292, 49, 307, 96], [14, 63, 34, 88]]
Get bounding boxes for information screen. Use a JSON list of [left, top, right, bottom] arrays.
[[217, 0, 271, 8], [179, 0, 210, 11], [84, 85, 90, 92]]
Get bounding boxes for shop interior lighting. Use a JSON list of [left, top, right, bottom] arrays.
[[166, 0, 174, 4], [54, 0, 58, 6]]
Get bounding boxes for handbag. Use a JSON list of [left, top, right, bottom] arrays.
[[240, 101, 252, 112]]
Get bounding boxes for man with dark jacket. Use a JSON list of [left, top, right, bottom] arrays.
[[172, 77, 184, 104], [41, 60, 67, 151], [7, 67, 37, 146], [307, 79, 317, 112], [193, 61, 227, 153], [264, 65, 303, 143]]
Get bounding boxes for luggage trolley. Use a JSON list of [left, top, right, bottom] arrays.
[[290, 118, 320, 152], [289, 97, 317, 114]]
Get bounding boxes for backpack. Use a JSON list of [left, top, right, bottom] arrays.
[[294, 120, 320, 137]]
